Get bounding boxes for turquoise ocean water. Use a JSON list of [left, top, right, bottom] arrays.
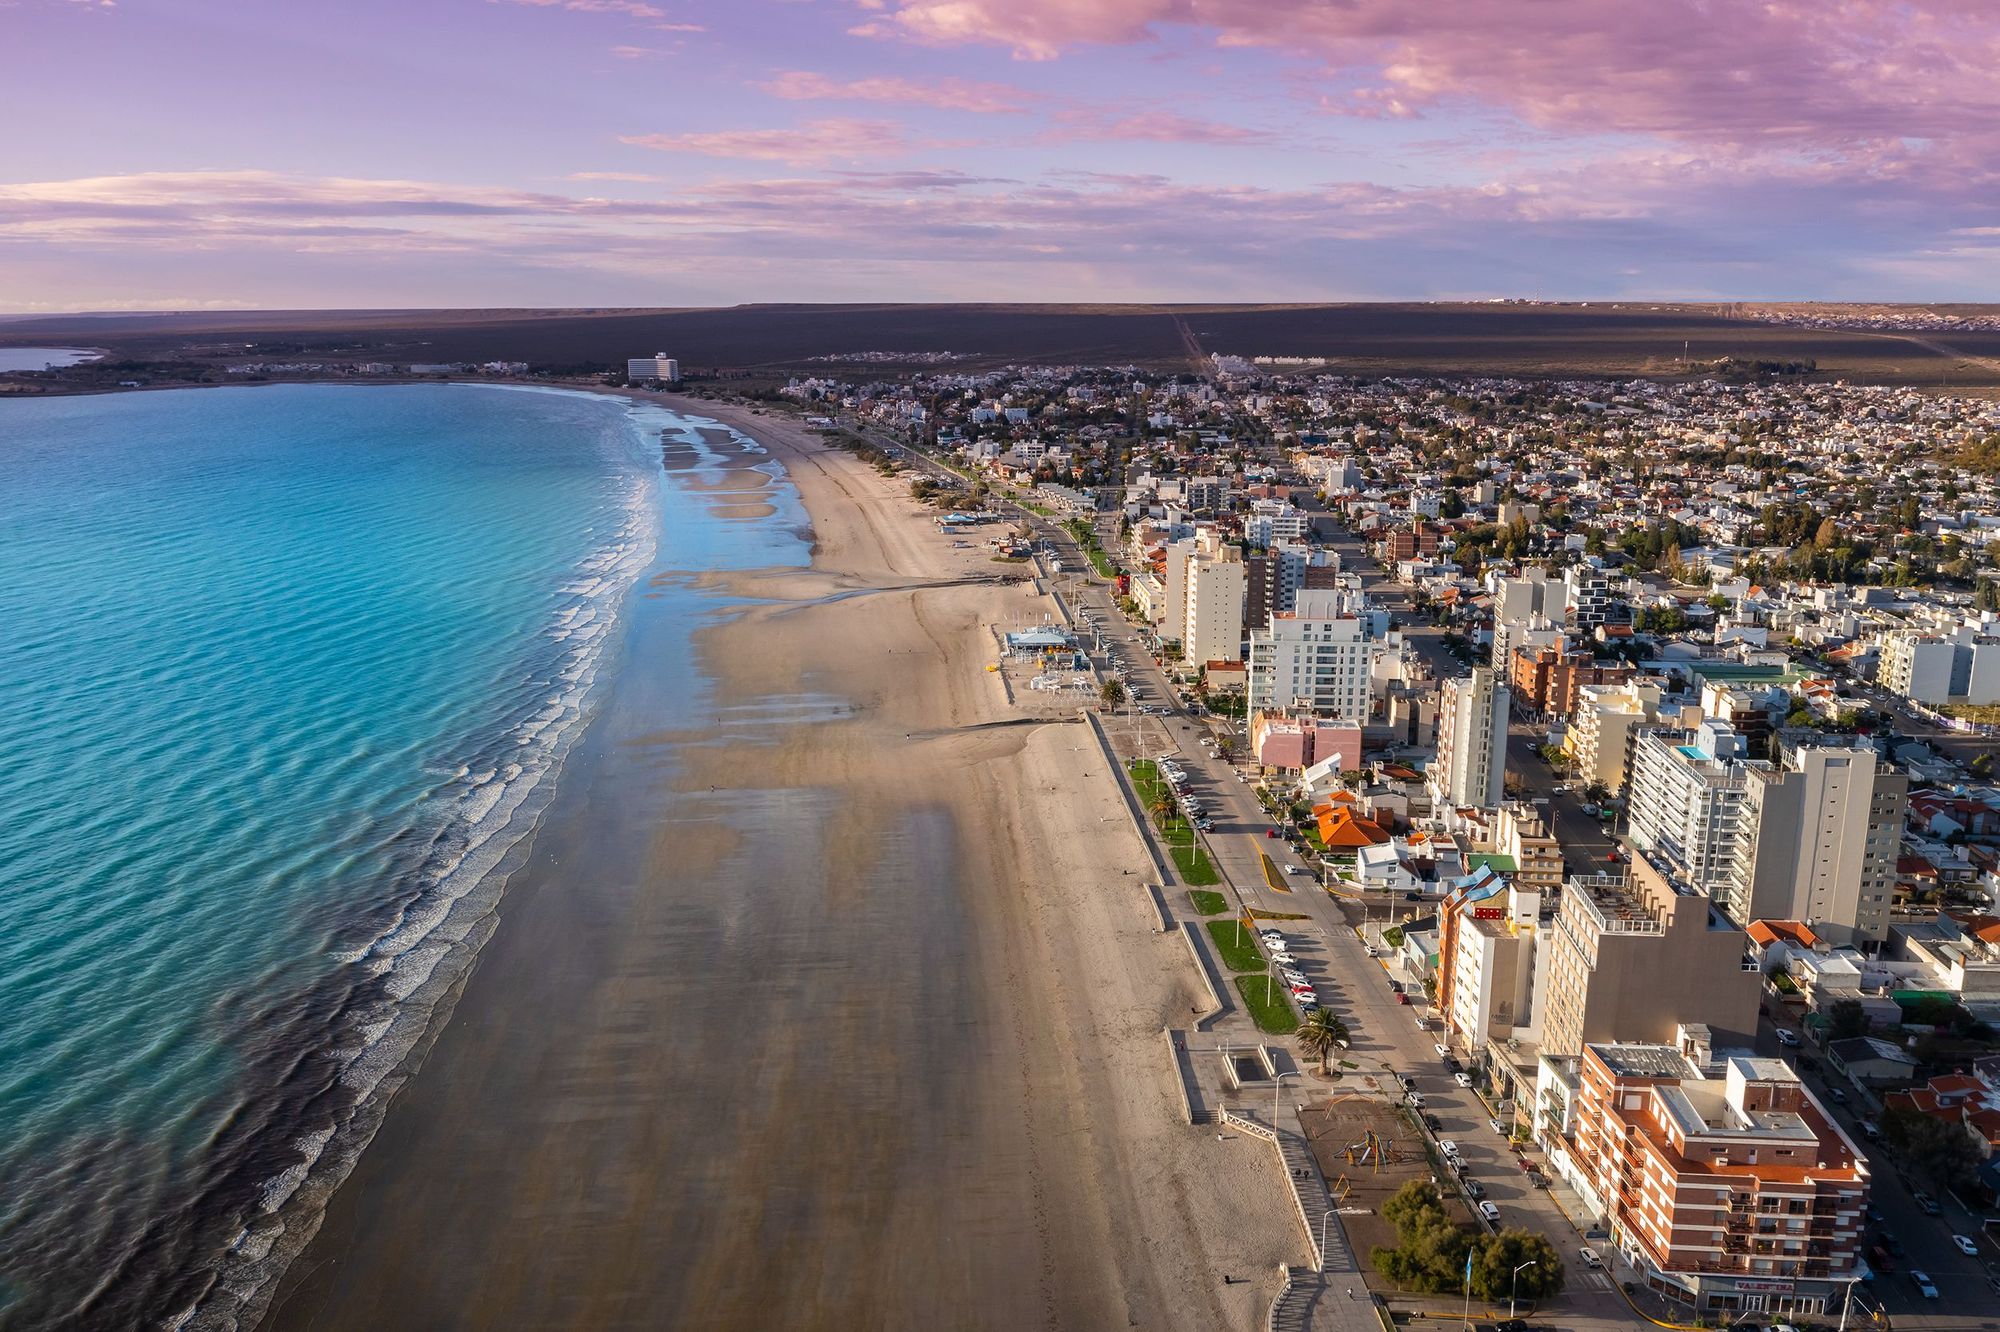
[[0, 384, 752, 1329]]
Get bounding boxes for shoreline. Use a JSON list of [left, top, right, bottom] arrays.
[[260, 389, 1292, 1329]]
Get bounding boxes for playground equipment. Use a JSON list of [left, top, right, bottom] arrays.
[[1341, 1128, 1404, 1172]]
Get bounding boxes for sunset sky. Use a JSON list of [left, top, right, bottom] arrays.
[[5, 0, 1999, 310]]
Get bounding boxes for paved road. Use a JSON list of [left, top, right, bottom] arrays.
[[1036, 527, 1636, 1327], [1754, 1014, 2000, 1332]]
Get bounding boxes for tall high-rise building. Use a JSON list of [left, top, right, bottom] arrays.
[[1626, 723, 1750, 899], [1430, 667, 1509, 809], [1246, 587, 1384, 723], [1180, 534, 1245, 667], [1725, 743, 1907, 945], [1540, 847, 1761, 1059]]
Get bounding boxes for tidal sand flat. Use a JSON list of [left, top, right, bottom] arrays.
[[0, 385, 659, 1329], [265, 400, 1291, 1330]]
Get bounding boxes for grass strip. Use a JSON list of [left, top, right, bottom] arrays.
[[1188, 889, 1229, 915], [1261, 852, 1291, 893], [1235, 974, 1300, 1035], [1206, 918, 1266, 972]]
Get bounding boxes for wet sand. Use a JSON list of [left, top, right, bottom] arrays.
[[264, 400, 1289, 1330]]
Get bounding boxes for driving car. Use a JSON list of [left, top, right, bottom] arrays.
[[1774, 1028, 1800, 1047], [1953, 1234, 1980, 1256], [1913, 1191, 1941, 1215], [1910, 1271, 1938, 1299], [1455, 1072, 1474, 1088], [1265, 827, 1280, 838]]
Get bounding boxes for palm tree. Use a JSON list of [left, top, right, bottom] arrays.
[[1296, 1009, 1350, 1076]]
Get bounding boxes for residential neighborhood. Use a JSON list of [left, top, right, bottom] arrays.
[[778, 355, 2000, 1328]]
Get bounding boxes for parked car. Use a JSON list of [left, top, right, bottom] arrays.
[[1860, 1119, 1881, 1141], [1479, 1201, 1501, 1224], [1438, 1140, 1460, 1158], [1395, 992, 1411, 1005], [1407, 1092, 1426, 1109], [1265, 828, 1280, 838], [1455, 1072, 1474, 1088], [1465, 1180, 1487, 1200], [1775, 1028, 1800, 1048], [1434, 1043, 1449, 1058], [1828, 1087, 1848, 1105]]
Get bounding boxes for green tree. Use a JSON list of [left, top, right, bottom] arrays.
[[1295, 1008, 1351, 1075], [1828, 998, 1870, 1042], [1880, 1106, 1980, 1189], [1471, 1229, 1565, 1301], [1099, 679, 1125, 708]]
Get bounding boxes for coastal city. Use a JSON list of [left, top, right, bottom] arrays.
[[741, 352, 2000, 1331]]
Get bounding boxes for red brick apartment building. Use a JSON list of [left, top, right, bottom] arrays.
[[1547, 1032, 1868, 1317]]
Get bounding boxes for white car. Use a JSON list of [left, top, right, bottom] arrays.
[[1455, 1072, 1474, 1088], [1775, 1029, 1801, 1048], [1910, 1271, 1939, 1299], [1953, 1234, 1980, 1256], [1439, 1140, 1461, 1158], [1281, 969, 1308, 985], [1479, 1201, 1501, 1224], [1434, 1043, 1449, 1057]]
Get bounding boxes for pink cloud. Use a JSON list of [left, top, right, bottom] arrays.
[[758, 70, 1032, 114], [618, 118, 925, 165], [505, 0, 669, 18], [846, 1, 2000, 151], [1040, 107, 1271, 144]]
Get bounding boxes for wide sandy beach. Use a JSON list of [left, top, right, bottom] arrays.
[[265, 395, 1290, 1330]]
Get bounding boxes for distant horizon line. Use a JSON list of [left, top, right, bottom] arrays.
[[6, 298, 2000, 321]]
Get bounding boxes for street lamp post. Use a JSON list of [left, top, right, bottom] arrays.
[[1318, 1207, 1336, 1272], [1510, 1259, 1539, 1320], [1275, 1070, 1299, 1127]]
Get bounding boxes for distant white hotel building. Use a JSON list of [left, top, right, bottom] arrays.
[[627, 353, 681, 383]]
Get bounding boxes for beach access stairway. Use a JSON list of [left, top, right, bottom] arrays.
[[1218, 1107, 1338, 1269]]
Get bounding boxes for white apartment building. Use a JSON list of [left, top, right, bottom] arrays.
[[1878, 630, 2000, 706], [1181, 534, 1246, 667], [1446, 883, 1544, 1054], [1490, 568, 1563, 625], [1626, 722, 1750, 899], [1245, 588, 1383, 724], [1562, 678, 1698, 794], [1244, 499, 1311, 549], [1431, 667, 1509, 809], [626, 353, 680, 382], [1726, 744, 1907, 944], [1565, 564, 1614, 630], [1879, 633, 1958, 704]]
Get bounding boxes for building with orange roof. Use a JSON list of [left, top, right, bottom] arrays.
[[1315, 803, 1390, 850], [1552, 1030, 1869, 1317]]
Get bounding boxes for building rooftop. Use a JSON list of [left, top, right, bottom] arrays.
[[1592, 1042, 1699, 1080]]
